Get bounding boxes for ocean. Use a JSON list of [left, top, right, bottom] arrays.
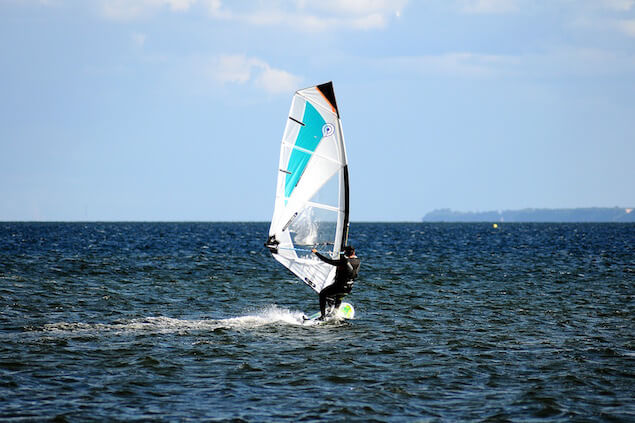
[[1, 222, 633, 421]]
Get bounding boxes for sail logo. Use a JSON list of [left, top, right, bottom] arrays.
[[304, 277, 316, 289], [322, 123, 335, 137]]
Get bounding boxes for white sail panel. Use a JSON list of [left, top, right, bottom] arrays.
[[266, 82, 349, 293]]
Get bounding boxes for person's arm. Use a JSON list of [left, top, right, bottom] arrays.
[[312, 249, 344, 266]]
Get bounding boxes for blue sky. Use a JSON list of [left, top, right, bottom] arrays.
[[1, 0, 634, 221]]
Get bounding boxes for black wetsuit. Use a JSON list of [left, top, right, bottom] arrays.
[[315, 252, 361, 317]]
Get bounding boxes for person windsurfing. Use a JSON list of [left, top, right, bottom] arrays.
[[311, 245, 360, 320]]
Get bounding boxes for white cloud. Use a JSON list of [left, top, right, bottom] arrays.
[[375, 47, 635, 80], [458, 0, 520, 14], [298, 0, 407, 16], [166, 0, 196, 11], [558, 0, 635, 40], [600, 0, 635, 11], [256, 67, 303, 94], [349, 12, 386, 30], [571, 14, 635, 39], [616, 19, 635, 36], [100, 0, 197, 20], [98, 0, 406, 31], [211, 55, 260, 84], [294, 0, 408, 30], [210, 55, 302, 94]]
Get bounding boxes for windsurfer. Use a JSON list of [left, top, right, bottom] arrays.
[[311, 245, 360, 320]]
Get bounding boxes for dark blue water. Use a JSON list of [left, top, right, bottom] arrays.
[[1, 222, 633, 421]]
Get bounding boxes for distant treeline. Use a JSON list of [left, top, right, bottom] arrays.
[[423, 207, 635, 222]]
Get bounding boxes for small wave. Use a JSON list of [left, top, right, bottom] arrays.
[[219, 304, 306, 328]]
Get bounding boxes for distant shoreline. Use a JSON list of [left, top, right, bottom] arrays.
[[423, 207, 635, 223]]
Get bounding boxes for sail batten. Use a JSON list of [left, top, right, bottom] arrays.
[[282, 142, 343, 164], [266, 82, 349, 293]]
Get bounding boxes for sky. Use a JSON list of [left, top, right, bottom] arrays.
[[1, 0, 634, 221]]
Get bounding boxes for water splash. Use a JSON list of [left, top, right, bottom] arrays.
[[217, 304, 306, 328]]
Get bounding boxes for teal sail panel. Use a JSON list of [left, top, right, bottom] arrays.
[[284, 102, 325, 198]]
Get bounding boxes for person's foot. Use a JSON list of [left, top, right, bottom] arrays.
[[317, 315, 326, 321]]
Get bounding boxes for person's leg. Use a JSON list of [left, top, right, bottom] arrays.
[[334, 295, 344, 310], [319, 291, 327, 318], [319, 284, 339, 318]]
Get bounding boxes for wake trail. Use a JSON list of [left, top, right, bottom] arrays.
[[23, 305, 311, 338]]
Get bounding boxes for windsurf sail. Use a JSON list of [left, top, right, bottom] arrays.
[[265, 81, 349, 293]]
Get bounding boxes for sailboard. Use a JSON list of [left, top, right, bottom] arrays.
[[265, 81, 352, 305], [303, 302, 355, 323]]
